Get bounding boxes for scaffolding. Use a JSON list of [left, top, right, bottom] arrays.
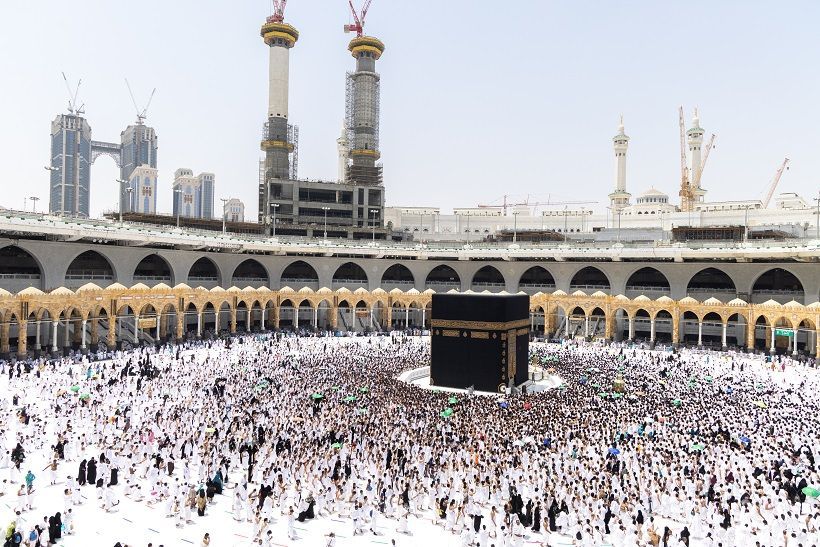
[[287, 124, 299, 181], [345, 71, 382, 185]]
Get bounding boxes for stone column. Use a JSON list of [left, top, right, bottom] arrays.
[[628, 316, 635, 341], [815, 328, 819, 357], [273, 306, 280, 329], [746, 319, 756, 351], [721, 322, 728, 349], [63, 320, 71, 350], [330, 307, 337, 329], [90, 319, 99, 346], [51, 321, 59, 352], [72, 319, 82, 345], [313, 307, 318, 329], [176, 314, 184, 340], [197, 312, 203, 337], [247, 309, 252, 331], [672, 313, 680, 347], [405, 307, 409, 328], [650, 318, 656, 343], [769, 326, 776, 354], [0, 321, 10, 355], [133, 315, 140, 344], [17, 320, 27, 357], [697, 321, 703, 346], [81, 319, 87, 349], [792, 327, 798, 355], [230, 308, 237, 334], [107, 317, 117, 348], [385, 306, 392, 331], [159, 313, 167, 341], [603, 311, 613, 341], [422, 308, 426, 329], [261, 308, 266, 330], [35, 320, 41, 351], [294, 306, 299, 329], [214, 309, 220, 332], [155, 317, 161, 341]]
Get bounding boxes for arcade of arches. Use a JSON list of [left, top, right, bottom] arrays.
[[0, 284, 817, 359]]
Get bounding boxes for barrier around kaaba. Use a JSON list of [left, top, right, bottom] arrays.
[[430, 293, 530, 393]]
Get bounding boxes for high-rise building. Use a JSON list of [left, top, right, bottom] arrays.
[[49, 114, 92, 217], [127, 165, 158, 214], [223, 198, 245, 223], [172, 168, 215, 219], [120, 124, 158, 213]]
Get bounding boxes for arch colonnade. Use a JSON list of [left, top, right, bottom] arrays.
[[0, 283, 817, 358]]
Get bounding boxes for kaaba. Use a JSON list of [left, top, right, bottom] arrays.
[[430, 293, 530, 393]]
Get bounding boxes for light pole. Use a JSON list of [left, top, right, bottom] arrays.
[[29, 196, 40, 213], [814, 190, 820, 239], [271, 203, 279, 237], [116, 179, 129, 223], [743, 205, 750, 243], [370, 209, 379, 242], [174, 189, 183, 228], [321, 206, 330, 239], [466, 213, 471, 243], [220, 198, 229, 234], [512, 211, 520, 243], [563, 206, 569, 242]]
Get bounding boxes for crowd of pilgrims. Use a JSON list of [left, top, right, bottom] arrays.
[[0, 332, 818, 546]]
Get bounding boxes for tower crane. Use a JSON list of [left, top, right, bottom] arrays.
[[678, 106, 694, 211], [762, 158, 790, 208], [694, 133, 716, 187], [125, 79, 156, 125], [61, 72, 85, 116], [269, 0, 288, 22], [344, 0, 373, 37]]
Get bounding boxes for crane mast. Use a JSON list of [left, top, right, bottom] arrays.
[[345, 0, 373, 36], [762, 158, 790, 208], [695, 134, 716, 187]]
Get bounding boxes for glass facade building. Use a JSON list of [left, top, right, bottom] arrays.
[[49, 114, 92, 217]]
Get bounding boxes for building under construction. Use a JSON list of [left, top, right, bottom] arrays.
[[256, 1, 385, 236]]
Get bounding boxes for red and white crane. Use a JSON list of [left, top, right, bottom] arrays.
[[269, 0, 288, 23], [762, 158, 790, 208], [344, 0, 374, 36]]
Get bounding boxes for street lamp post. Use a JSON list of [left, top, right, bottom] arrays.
[[370, 209, 379, 243], [512, 211, 520, 243], [271, 203, 280, 237], [29, 196, 40, 213], [220, 198, 229, 234], [174, 189, 183, 228], [116, 179, 129, 223], [321, 206, 330, 239]]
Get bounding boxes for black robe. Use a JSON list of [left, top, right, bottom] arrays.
[[86, 459, 97, 485], [77, 460, 87, 486]]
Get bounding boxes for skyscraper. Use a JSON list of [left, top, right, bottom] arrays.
[[172, 168, 215, 220], [120, 124, 158, 213], [49, 114, 92, 217]]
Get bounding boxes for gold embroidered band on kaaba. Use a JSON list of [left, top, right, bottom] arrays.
[[430, 319, 531, 331]]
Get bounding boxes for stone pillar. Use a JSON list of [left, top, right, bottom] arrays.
[[405, 307, 409, 329], [63, 320, 71, 349], [159, 313, 168, 341], [230, 307, 237, 334], [197, 313, 203, 337], [330, 307, 337, 329], [247, 309, 252, 331], [176, 314, 184, 340], [107, 317, 117, 348], [90, 319, 99, 346], [697, 321, 703, 346], [628, 316, 635, 341], [815, 328, 819, 357], [17, 320, 27, 357], [313, 307, 318, 329], [792, 328, 798, 356], [0, 321, 10, 355], [650, 318, 656, 343], [721, 322, 728, 349], [746, 318, 756, 351], [214, 309, 220, 332], [294, 306, 299, 329], [386, 306, 392, 331], [261, 308, 266, 330], [672, 313, 680, 347], [604, 310, 614, 341], [422, 308, 426, 329], [584, 315, 590, 337], [155, 317, 161, 341], [133, 315, 140, 344], [81, 319, 87, 349], [35, 320, 41, 351], [769, 326, 776, 354], [51, 321, 59, 352], [72, 319, 82, 345]]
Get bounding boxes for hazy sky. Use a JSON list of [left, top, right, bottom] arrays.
[[2, 0, 818, 218]]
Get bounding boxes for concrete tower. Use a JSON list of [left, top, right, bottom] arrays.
[[120, 123, 158, 213], [259, 13, 299, 223], [345, 35, 385, 185], [608, 117, 631, 213], [687, 110, 707, 204], [337, 122, 349, 182], [49, 114, 92, 217]]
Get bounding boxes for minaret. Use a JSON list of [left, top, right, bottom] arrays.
[[260, 13, 298, 182], [608, 116, 631, 212], [345, 35, 385, 185], [337, 122, 349, 182], [687, 109, 707, 204]]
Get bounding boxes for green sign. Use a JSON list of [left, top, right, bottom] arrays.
[[774, 328, 794, 337]]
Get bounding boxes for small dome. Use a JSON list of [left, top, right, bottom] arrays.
[[571, 290, 587, 297], [173, 283, 192, 290], [225, 286, 242, 293], [679, 296, 699, 305], [107, 283, 127, 291], [552, 290, 567, 296], [639, 187, 668, 198], [633, 295, 651, 302], [336, 287, 351, 294], [389, 288, 404, 295], [130, 283, 150, 291], [152, 283, 171, 291], [703, 297, 722, 306], [77, 283, 102, 293], [656, 296, 674, 303], [50, 287, 74, 296], [317, 287, 333, 294], [18, 287, 45, 296], [727, 298, 748, 306], [372, 288, 387, 295], [279, 286, 295, 293], [297, 286, 314, 294], [210, 286, 225, 292]]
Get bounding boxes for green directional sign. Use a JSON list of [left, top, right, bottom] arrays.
[[774, 328, 794, 337]]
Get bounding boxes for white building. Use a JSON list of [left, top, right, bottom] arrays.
[[172, 168, 215, 219], [223, 198, 245, 223], [127, 165, 158, 214]]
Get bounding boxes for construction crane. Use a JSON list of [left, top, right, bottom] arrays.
[[269, 0, 288, 23], [678, 106, 694, 211], [477, 195, 598, 216], [694, 133, 716, 188], [61, 72, 85, 116], [125, 79, 156, 125], [762, 158, 790, 208], [344, 0, 373, 37]]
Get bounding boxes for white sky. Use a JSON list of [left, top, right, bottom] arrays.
[[1, 0, 818, 218]]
